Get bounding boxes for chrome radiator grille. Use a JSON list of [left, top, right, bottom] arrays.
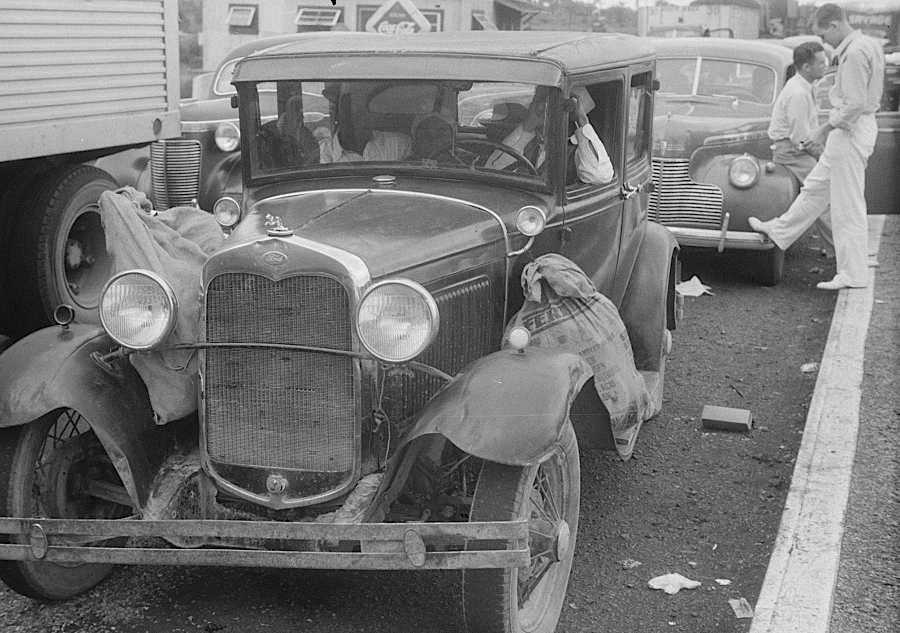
[[150, 139, 201, 210], [204, 273, 354, 472], [649, 159, 724, 228]]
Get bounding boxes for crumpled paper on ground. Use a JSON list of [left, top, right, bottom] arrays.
[[648, 573, 701, 594], [99, 186, 224, 423], [675, 276, 713, 297]]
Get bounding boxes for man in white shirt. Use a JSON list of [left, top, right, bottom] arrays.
[[765, 41, 833, 254], [486, 85, 614, 184], [750, 4, 884, 290]]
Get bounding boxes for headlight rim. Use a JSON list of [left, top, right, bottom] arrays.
[[356, 279, 440, 363], [515, 205, 547, 237], [728, 154, 761, 189], [99, 269, 178, 351], [213, 196, 242, 228]]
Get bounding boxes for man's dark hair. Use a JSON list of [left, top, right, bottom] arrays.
[[814, 3, 846, 30], [794, 41, 825, 69]]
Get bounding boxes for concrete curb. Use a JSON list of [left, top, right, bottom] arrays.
[[749, 215, 886, 633]]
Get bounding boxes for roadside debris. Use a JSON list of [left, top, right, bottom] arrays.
[[675, 276, 714, 297], [800, 362, 819, 373], [728, 597, 754, 618], [701, 405, 753, 432], [648, 573, 701, 595], [618, 558, 642, 570], [715, 578, 732, 586], [808, 266, 824, 274]]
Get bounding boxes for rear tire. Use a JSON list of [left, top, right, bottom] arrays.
[[10, 165, 118, 333], [0, 410, 130, 601], [462, 424, 580, 633]]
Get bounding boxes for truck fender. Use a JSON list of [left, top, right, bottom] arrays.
[[0, 325, 170, 509], [397, 347, 594, 467], [618, 221, 679, 371]]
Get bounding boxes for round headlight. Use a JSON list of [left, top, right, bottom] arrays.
[[357, 280, 439, 363], [214, 122, 240, 152], [729, 155, 760, 189], [515, 205, 547, 237], [99, 270, 177, 350], [213, 196, 241, 228]]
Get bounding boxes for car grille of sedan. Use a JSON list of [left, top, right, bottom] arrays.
[[204, 273, 355, 474], [649, 159, 724, 228], [150, 139, 202, 210]]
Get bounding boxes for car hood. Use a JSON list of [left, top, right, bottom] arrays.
[[653, 99, 771, 158], [225, 188, 509, 279]]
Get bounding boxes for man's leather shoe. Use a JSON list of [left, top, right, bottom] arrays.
[[816, 277, 866, 290], [748, 216, 772, 239]]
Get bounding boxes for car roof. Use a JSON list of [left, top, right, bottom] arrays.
[[651, 37, 794, 68], [233, 31, 655, 86], [218, 33, 362, 67]]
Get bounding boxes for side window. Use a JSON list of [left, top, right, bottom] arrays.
[[566, 80, 622, 191], [626, 71, 652, 166]]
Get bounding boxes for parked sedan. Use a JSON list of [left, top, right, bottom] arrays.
[[650, 38, 798, 285]]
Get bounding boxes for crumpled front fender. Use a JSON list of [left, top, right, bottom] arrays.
[[399, 347, 594, 467], [0, 325, 170, 509]]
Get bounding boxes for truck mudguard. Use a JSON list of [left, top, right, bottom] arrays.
[[0, 325, 171, 508], [618, 220, 679, 371], [397, 347, 594, 467]]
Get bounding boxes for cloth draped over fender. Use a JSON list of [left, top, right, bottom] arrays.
[[504, 254, 658, 459], [98, 187, 224, 424]]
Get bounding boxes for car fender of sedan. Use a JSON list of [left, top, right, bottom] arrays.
[[0, 31, 679, 633], [650, 38, 798, 285]]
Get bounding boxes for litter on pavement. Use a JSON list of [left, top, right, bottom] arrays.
[[728, 597, 754, 618], [701, 405, 753, 432], [648, 573, 701, 595], [675, 276, 714, 297], [801, 362, 819, 373]]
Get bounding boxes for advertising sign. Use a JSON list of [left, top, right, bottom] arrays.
[[365, 0, 432, 34]]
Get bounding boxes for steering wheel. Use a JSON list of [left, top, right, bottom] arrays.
[[427, 138, 538, 175]]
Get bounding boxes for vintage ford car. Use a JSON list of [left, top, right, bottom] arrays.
[[0, 32, 680, 633], [650, 38, 797, 285]]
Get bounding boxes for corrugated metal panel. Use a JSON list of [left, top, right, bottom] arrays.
[[0, 0, 179, 161]]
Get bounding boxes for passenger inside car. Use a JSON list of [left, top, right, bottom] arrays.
[[410, 111, 456, 159]]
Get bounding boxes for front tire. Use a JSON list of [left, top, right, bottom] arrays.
[[0, 409, 131, 601], [462, 424, 580, 633]]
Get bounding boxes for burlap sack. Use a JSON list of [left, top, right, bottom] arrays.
[[98, 187, 224, 423], [503, 254, 657, 459]]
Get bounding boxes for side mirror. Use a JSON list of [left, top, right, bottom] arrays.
[[231, 95, 239, 109], [652, 79, 661, 92]]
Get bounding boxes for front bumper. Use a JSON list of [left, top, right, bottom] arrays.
[[667, 226, 773, 252], [0, 517, 528, 570]]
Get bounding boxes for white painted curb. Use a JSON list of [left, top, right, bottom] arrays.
[[749, 215, 885, 633]]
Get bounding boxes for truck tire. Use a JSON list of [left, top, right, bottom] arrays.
[[0, 166, 45, 338], [9, 165, 118, 334]]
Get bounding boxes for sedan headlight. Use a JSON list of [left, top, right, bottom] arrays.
[[100, 270, 177, 350], [213, 196, 241, 228], [729, 155, 760, 189], [214, 122, 241, 152], [357, 280, 439, 363]]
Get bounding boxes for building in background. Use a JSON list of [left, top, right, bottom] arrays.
[[200, 0, 545, 72]]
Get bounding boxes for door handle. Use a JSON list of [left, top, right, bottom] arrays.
[[621, 182, 640, 200]]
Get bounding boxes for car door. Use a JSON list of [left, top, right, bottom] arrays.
[[560, 73, 626, 303]]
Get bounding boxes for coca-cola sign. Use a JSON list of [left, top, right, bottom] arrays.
[[365, 0, 432, 34]]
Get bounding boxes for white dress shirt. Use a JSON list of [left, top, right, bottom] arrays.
[[767, 73, 818, 150], [828, 30, 885, 130]]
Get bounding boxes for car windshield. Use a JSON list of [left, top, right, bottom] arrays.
[[244, 79, 552, 185], [657, 57, 777, 105]]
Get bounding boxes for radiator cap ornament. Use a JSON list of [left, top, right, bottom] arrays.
[[265, 214, 293, 237]]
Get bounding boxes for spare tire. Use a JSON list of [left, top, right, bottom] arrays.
[[10, 165, 118, 333]]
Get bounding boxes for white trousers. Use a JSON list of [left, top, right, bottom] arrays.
[[764, 114, 877, 286]]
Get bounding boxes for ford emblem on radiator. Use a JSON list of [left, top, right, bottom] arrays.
[[263, 251, 288, 266]]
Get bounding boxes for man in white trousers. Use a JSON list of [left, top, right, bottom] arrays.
[[766, 40, 833, 255], [749, 4, 884, 290]]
